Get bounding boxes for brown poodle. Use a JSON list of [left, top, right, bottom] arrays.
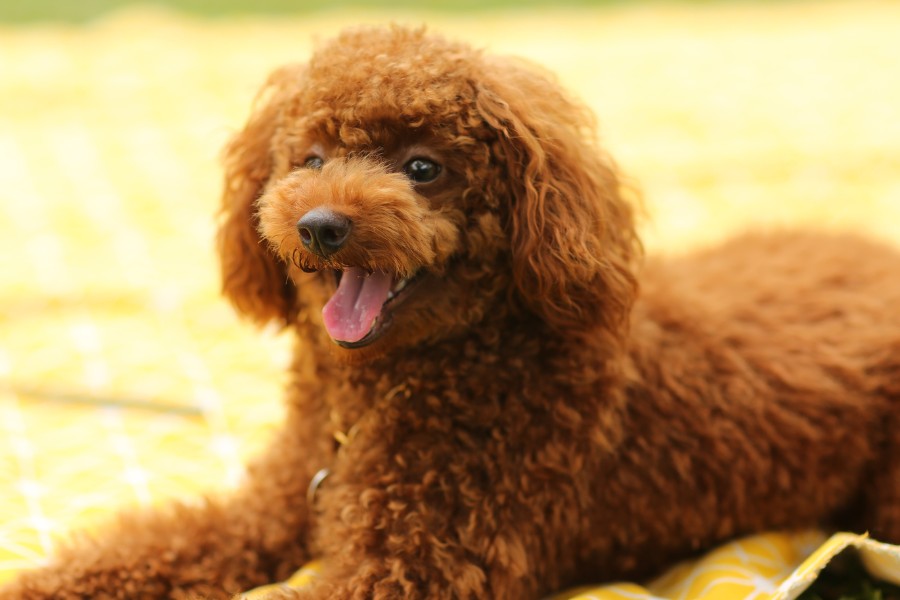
[[5, 24, 900, 600]]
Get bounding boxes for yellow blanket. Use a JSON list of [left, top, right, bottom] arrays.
[[2, 0, 900, 592], [242, 532, 900, 600]]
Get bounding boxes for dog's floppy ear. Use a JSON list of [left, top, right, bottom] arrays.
[[217, 65, 303, 326], [476, 57, 641, 338]]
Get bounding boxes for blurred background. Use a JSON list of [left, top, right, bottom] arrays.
[[1, 0, 899, 586]]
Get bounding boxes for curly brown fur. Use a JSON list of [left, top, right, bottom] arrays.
[[6, 25, 900, 600]]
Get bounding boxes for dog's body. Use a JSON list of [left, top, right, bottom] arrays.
[[6, 25, 900, 600]]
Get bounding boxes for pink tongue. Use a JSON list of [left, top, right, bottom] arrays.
[[322, 268, 393, 343]]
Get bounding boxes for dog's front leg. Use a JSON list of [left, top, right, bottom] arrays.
[[263, 515, 535, 600], [1, 422, 323, 600], [263, 429, 549, 600]]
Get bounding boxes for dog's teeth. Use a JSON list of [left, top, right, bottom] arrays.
[[393, 278, 408, 293], [387, 290, 395, 300]]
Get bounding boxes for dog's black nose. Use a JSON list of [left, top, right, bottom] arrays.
[[297, 207, 352, 258]]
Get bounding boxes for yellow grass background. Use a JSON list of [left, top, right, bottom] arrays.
[[1, 0, 899, 586]]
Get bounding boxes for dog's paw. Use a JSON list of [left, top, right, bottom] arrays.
[[249, 585, 328, 600], [254, 579, 406, 600]]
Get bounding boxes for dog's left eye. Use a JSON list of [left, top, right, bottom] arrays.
[[403, 158, 441, 183]]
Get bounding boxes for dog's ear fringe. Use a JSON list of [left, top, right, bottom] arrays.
[[476, 58, 642, 338], [216, 65, 304, 327]]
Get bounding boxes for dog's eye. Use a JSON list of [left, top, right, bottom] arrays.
[[403, 158, 441, 183], [301, 156, 324, 170]]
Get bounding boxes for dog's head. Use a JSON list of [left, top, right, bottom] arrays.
[[218, 25, 640, 358]]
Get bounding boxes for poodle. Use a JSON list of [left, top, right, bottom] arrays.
[[5, 24, 900, 600]]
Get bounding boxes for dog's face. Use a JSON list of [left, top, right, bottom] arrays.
[[257, 134, 499, 355], [218, 26, 640, 359]]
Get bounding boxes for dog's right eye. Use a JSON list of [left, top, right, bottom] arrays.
[[301, 156, 324, 170]]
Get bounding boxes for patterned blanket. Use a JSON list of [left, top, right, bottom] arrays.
[[1, 1, 899, 593]]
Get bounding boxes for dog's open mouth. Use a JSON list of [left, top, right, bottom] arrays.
[[321, 267, 421, 348]]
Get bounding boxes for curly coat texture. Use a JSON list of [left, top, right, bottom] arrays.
[[5, 25, 900, 600]]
